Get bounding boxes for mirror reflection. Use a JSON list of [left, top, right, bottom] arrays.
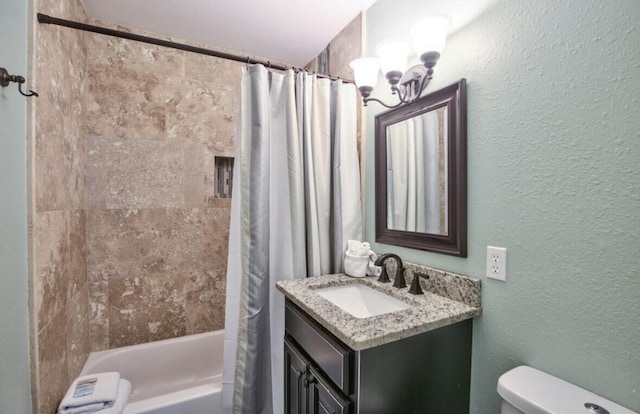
[[386, 106, 448, 235]]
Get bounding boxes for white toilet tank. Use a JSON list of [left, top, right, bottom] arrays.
[[497, 366, 637, 414]]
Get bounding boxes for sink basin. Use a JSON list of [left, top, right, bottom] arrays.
[[316, 283, 410, 318]]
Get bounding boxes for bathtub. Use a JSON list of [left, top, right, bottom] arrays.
[[80, 330, 223, 414]]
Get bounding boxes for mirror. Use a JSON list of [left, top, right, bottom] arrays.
[[375, 79, 467, 256]]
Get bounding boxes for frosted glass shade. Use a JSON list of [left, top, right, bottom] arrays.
[[349, 58, 380, 88], [411, 16, 450, 56], [375, 40, 409, 75]]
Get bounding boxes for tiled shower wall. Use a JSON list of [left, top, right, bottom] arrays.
[[328, 13, 363, 80], [84, 22, 237, 350], [31, 1, 90, 413], [31, 5, 238, 410]]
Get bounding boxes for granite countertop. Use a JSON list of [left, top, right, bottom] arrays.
[[277, 268, 482, 351]]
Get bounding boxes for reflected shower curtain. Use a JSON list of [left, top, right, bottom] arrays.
[[222, 65, 362, 414], [387, 111, 445, 233]]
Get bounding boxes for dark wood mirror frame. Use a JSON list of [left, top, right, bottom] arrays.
[[375, 78, 467, 257]]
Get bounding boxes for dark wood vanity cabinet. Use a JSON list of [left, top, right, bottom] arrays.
[[284, 305, 352, 414], [284, 299, 473, 414], [285, 339, 351, 414]]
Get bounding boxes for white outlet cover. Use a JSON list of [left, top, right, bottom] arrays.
[[487, 246, 507, 281]]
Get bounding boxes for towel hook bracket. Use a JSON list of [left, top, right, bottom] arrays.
[[1, 67, 39, 97]]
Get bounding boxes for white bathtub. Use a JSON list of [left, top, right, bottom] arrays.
[[80, 330, 223, 414]]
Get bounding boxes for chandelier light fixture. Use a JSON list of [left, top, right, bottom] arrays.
[[350, 16, 450, 108]]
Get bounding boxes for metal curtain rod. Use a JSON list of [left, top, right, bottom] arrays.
[[37, 13, 353, 83]]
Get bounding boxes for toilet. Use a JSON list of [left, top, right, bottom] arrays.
[[498, 366, 637, 414]]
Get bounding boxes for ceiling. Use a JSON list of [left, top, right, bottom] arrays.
[[81, 0, 378, 67]]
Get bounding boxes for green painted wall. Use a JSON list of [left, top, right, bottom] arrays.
[[0, 0, 32, 411], [364, 0, 640, 412]]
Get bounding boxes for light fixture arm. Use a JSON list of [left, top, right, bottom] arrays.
[[359, 85, 401, 108], [391, 85, 409, 103], [363, 97, 403, 109], [391, 85, 410, 106], [413, 71, 433, 98]]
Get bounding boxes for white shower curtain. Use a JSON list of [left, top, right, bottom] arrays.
[[222, 65, 362, 414], [387, 111, 445, 233]]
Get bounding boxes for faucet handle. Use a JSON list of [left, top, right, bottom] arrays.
[[378, 266, 391, 283], [409, 272, 430, 295]]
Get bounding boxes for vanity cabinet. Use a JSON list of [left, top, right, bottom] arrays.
[[284, 299, 473, 414], [285, 301, 352, 414], [285, 338, 351, 414]]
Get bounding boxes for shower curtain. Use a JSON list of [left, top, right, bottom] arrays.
[[222, 65, 362, 414], [386, 111, 446, 234]]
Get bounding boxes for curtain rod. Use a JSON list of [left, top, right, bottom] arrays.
[[37, 13, 354, 84]]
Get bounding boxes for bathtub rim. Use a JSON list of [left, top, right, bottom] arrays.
[[81, 329, 225, 377]]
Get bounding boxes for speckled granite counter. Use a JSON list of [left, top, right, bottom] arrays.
[[277, 267, 481, 351]]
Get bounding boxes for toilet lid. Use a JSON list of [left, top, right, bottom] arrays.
[[497, 366, 637, 414]]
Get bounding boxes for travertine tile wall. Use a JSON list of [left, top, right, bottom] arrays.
[[328, 13, 363, 80], [31, 5, 239, 410], [306, 13, 362, 80], [31, 0, 90, 413], [84, 21, 236, 350]]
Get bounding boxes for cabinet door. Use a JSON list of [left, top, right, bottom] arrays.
[[307, 366, 351, 414], [285, 339, 308, 414]]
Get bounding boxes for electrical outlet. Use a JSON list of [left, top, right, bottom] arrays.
[[486, 246, 507, 281]]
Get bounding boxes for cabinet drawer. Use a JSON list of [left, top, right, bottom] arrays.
[[285, 301, 353, 394]]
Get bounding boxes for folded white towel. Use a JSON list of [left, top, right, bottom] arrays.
[[94, 379, 131, 414], [58, 373, 131, 414], [60, 404, 106, 414], [347, 239, 360, 256], [347, 240, 371, 257]]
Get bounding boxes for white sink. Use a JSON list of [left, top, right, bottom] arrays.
[[316, 283, 410, 318]]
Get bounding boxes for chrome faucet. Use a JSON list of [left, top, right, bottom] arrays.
[[374, 253, 406, 289]]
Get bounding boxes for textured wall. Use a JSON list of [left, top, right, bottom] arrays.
[[306, 13, 361, 80], [31, 0, 90, 412], [85, 22, 235, 349], [364, 0, 640, 412], [0, 0, 33, 411], [328, 13, 362, 81]]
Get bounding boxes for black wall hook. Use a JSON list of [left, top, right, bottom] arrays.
[[0, 67, 38, 97]]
